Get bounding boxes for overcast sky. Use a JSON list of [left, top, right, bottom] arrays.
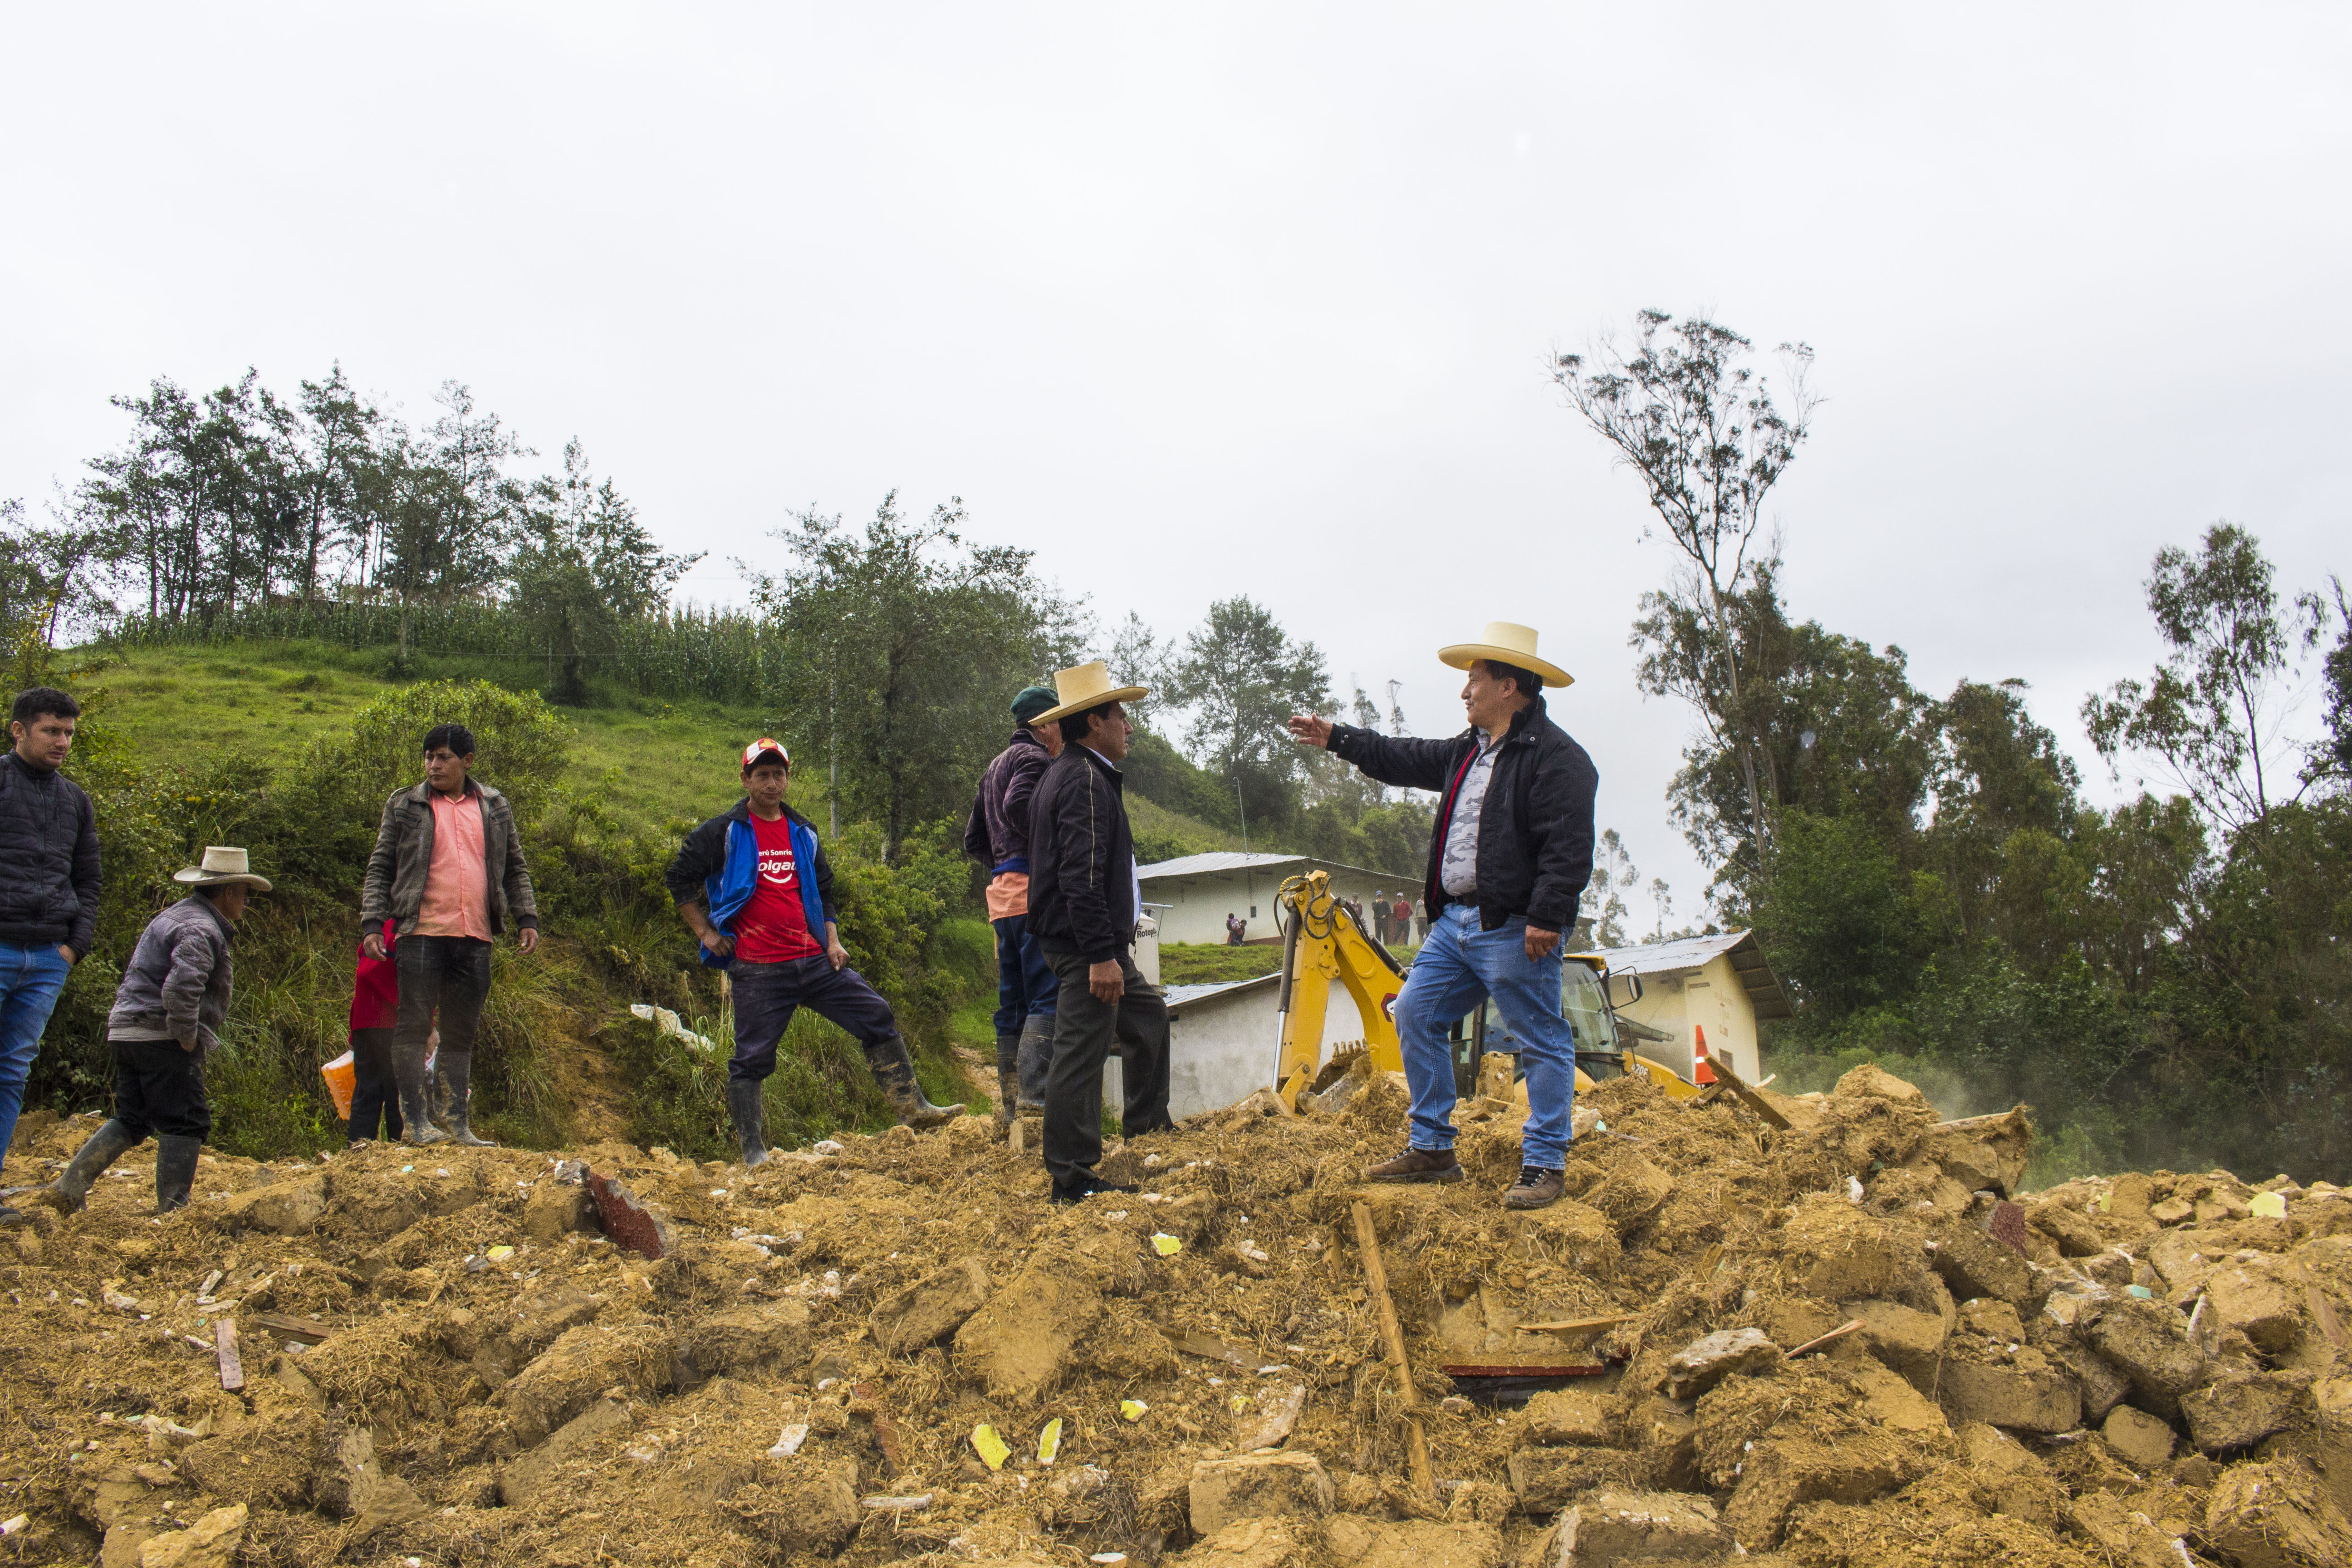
[[5, 4, 2345, 919]]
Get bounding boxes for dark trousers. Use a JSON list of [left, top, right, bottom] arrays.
[[990, 913, 1059, 1037], [729, 955, 900, 1084], [396, 935, 492, 1059], [109, 1037, 211, 1141], [348, 1026, 403, 1141], [1040, 946, 1172, 1189]]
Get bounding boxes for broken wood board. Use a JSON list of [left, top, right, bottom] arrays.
[[245, 1311, 333, 1345], [1706, 1054, 1793, 1130], [214, 1319, 244, 1392], [1437, 1355, 1607, 1377]]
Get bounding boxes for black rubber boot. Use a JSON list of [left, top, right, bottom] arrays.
[[439, 1051, 495, 1147], [728, 1078, 772, 1167], [992, 1034, 1021, 1134], [154, 1135, 202, 1214], [1015, 1014, 1055, 1113], [864, 1035, 964, 1130], [36, 1119, 140, 1214], [392, 1035, 449, 1147]]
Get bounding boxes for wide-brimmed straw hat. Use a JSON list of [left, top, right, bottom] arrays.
[[1437, 621, 1573, 689], [172, 845, 273, 892], [1033, 661, 1150, 725]]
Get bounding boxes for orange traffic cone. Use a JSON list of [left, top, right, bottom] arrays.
[[1693, 1025, 1717, 1085]]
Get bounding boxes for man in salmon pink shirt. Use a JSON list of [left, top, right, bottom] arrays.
[[666, 739, 961, 1165], [360, 722, 540, 1148]]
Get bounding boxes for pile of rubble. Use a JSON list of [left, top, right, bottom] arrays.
[[1, 1058, 2348, 1568]]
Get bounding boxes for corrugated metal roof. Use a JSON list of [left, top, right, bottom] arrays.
[[1586, 929, 1793, 1021], [1138, 851, 1419, 883], [1163, 973, 1281, 1011]]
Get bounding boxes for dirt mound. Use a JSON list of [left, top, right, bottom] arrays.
[[3, 1064, 2349, 1568]]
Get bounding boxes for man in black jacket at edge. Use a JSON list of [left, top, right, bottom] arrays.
[[1025, 662, 1174, 1205], [1289, 622, 1596, 1210]]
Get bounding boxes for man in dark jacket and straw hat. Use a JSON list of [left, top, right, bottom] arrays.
[[1026, 661, 1174, 1204], [38, 846, 271, 1217], [1290, 622, 1597, 1211]]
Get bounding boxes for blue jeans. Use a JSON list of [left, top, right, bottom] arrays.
[[1392, 903, 1577, 1169], [991, 914, 1059, 1037], [0, 940, 72, 1176]]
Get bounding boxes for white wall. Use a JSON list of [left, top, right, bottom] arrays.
[[1145, 864, 1423, 946], [1613, 953, 1764, 1084]]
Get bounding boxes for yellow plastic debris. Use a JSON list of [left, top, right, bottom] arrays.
[[1037, 1417, 1063, 1465], [485, 1245, 515, 1261], [1151, 1233, 1181, 1256], [2250, 1191, 2288, 1219], [1119, 1400, 1148, 1423], [971, 1424, 1010, 1471], [1228, 1394, 1250, 1414]]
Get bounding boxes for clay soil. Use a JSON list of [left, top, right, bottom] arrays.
[[4, 1063, 2350, 1568]]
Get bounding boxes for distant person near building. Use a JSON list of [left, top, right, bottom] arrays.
[[1225, 912, 1246, 946], [671, 738, 961, 1166], [1289, 622, 1596, 1212], [1392, 894, 1413, 946], [1371, 891, 1389, 944], [964, 686, 1065, 1132], [1414, 896, 1429, 942], [0, 686, 99, 1229], [38, 847, 270, 1217]]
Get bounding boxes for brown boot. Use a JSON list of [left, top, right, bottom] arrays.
[[1363, 1147, 1463, 1184], [1503, 1166, 1566, 1210]]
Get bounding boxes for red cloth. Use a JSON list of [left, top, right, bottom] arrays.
[[350, 919, 399, 1034], [733, 813, 823, 963]]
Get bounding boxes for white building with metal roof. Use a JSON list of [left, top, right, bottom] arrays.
[[1588, 930, 1792, 1086], [1137, 851, 1421, 946]]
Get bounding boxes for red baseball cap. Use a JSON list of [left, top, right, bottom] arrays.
[[740, 737, 790, 769]]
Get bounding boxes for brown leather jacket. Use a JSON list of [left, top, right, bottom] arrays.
[[359, 779, 539, 937]]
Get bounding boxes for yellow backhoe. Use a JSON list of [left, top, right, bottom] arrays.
[[1266, 870, 1701, 1111]]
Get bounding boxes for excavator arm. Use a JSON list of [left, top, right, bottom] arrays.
[[1272, 872, 1405, 1110]]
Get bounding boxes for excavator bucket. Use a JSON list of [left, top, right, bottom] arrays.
[[1271, 871, 1404, 1110]]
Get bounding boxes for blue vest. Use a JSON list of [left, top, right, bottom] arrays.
[[700, 813, 827, 966]]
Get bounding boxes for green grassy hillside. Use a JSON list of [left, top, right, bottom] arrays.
[[93, 639, 823, 830]]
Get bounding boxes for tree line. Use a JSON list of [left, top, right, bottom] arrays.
[[1558, 311, 2352, 1179]]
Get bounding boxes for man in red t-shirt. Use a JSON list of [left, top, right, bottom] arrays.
[[666, 740, 962, 1164]]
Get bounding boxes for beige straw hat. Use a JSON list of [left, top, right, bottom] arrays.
[[172, 845, 274, 891], [1436, 622, 1573, 688], [1033, 661, 1151, 724]]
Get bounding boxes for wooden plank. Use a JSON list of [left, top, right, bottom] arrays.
[[1350, 1201, 1435, 1500], [214, 1319, 244, 1392], [245, 1311, 332, 1345], [1438, 1359, 1607, 1378], [1705, 1054, 1793, 1130], [1514, 1314, 1634, 1337]]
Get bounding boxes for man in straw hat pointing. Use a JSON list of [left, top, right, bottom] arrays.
[[1289, 622, 1597, 1210], [1026, 661, 1175, 1203], [38, 846, 272, 1217]]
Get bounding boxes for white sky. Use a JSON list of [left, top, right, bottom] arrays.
[[5, 4, 2346, 917]]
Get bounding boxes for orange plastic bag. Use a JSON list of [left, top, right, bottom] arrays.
[[321, 1050, 356, 1121]]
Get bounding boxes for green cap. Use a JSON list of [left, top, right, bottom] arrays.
[[1010, 686, 1059, 725]]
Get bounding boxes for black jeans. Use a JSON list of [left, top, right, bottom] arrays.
[[1040, 946, 1171, 1189], [729, 955, 901, 1084], [109, 1038, 211, 1141], [396, 936, 492, 1061], [348, 1026, 402, 1141]]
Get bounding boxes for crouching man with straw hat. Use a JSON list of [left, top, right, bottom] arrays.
[[1026, 662, 1175, 1204], [38, 847, 271, 1217], [1289, 623, 1597, 1210]]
